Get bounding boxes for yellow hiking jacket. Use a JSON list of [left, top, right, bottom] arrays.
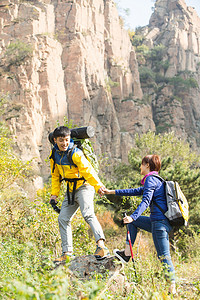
[[50, 142, 103, 196]]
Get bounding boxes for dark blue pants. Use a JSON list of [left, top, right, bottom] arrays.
[[127, 216, 175, 282]]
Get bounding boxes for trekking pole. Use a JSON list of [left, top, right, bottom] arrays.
[[123, 212, 137, 279]]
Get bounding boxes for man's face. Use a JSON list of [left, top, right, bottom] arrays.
[[54, 135, 70, 151]]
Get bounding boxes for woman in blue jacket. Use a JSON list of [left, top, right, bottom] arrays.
[[103, 154, 176, 294]]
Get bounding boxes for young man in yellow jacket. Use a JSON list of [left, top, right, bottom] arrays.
[[49, 126, 109, 262]]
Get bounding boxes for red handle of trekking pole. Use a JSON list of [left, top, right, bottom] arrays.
[[127, 227, 134, 259], [123, 212, 137, 279]]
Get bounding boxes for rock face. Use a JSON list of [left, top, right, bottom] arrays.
[[0, 0, 150, 185], [145, 0, 200, 148], [0, 0, 200, 187]]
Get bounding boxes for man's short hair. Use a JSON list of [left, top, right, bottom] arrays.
[[53, 126, 71, 138]]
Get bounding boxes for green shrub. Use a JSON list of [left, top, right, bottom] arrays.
[[131, 34, 145, 47], [0, 97, 32, 191], [169, 75, 199, 94], [139, 66, 155, 83], [105, 77, 119, 92], [136, 44, 149, 55], [148, 44, 167, 62], [4, 40, 33, 70]]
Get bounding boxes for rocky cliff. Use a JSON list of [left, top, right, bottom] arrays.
[[0, 0, 200, 187], [143, 0, 200, 148], [0, 0, 153, 185]]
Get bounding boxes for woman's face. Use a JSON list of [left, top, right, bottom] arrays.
[[140, 163, 150, 176]]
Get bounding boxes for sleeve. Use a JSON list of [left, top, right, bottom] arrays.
[[115, 187, 144, 196], [130, 176, 157, 221], [50, 154, 61, 197], [72, 150, 103, 192]]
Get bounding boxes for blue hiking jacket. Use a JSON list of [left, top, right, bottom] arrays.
[[115, 175, 168, 221]]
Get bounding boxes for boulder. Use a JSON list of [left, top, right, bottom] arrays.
[[68, 255, 122, 280]]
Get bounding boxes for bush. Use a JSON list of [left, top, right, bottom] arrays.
[[139, 66, 155, 83], [4, 40, 32, 70], [131, 33, 145, 47], [169, 75, 199, 94], [148, 44, 167, 62]]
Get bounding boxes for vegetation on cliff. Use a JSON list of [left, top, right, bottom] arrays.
[[2, 41, 33, 72], [130, 29, 198, 90]]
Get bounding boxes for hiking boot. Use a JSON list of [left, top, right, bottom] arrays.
[[113, 249, 131, 264], [94, 246, 110, 260], [53, 252, 74, 264]]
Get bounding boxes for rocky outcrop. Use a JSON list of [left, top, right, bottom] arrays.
[[68, 254, 122, 279], [144, 0, 200, 147], [68, 255, 131, 295], [0, 0, 68, 180], [51, 0, 150, 161], [55, 255, 132, 296]]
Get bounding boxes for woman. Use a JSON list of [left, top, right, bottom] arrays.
[[103, 154, 176, 294]]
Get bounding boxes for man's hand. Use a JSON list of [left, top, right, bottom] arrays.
[[97, 185, 107, 197], [49, 195, 60, 214], [97, 186, 107, 197], [49, 195, 58, 204]]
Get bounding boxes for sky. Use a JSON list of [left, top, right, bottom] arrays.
[[117, 0, 200, 30]]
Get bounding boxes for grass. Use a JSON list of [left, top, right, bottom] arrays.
[[104, 231, 200, 299], [0, 193, 199, 299]]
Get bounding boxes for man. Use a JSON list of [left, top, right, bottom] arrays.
[[49, 126, 109, 262]]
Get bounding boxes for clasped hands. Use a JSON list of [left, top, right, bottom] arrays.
[[97, 186, 133, 223]]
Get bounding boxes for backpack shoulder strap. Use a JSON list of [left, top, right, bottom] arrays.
[[153, 199, 166, 214], [151, 174, 165, 182], [151, 174, 166, 215], [67, 144, 77, 165], [49, 148, 56, 173]]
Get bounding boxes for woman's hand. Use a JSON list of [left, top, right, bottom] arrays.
[[102, 188, 115, 195], [98, 187, 115, 196], [123, 215, 134, 224]]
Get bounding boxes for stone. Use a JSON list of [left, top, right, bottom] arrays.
[[68, 255, 123, 280]]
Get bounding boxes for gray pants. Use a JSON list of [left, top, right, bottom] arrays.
[[58, 184, 105, 253]]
